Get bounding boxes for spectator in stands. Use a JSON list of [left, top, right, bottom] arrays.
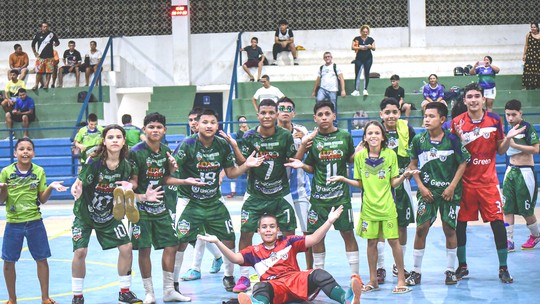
[[421, 74, 446, 110], [312, 51, 346, 113], [522, 22, 540, 90], [31, 21, 60, 90], [240, 37, 265, 82], [251, 75, 284, 112], [83, 40, 102, 86], [470, 56, 499, 112], [73, 113, 104, 164], [58, 40, 82, 88], [351, 25, 376, 96], [272, 19, 299, 66], [5, 88, 35, 139], [8, 44, 29, 81], [2, 70, 26, 113], [122, 114, 146, 148], [385, 74, 415, 119]]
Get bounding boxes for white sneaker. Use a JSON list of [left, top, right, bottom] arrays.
[[143, 292, 156, 304], [351, 90, 360, 96], [163, 289, 191, 302], [363, 89, 369, 96]]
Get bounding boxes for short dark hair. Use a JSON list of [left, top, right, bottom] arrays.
[[425, 102, 448, 118], [17, 88, 26, 94], [428, 73, 438, 80], [13, 44, 21, 50], [68, 40, 75, 45], [463, 82, 484, 96], [188, 107, 203, 117], [278, 19, 288, 25], [41, 21, 49, 27], [251, 37, 258, 43], [121, 114, 132, 124], [90, 40, 97, 46], [144, 112, 166, 127], [15, 137, 34, 150], [390, 74, 400, 81], [197, 108, 219, 121], [258, 99, 277, 111], [277, 97, 296, 108], [258, 213, 278, 228], [237, 115, 247, 121], [313, 100, 334, 114], [484, 55, 493, 64], [379, 97, 400, 110], [261, 75, 270, 81], [10, 69, 19, 76], [505, 99, 522, 111], [88, 113, 98, 122]]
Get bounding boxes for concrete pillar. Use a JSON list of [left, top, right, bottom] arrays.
[[171, 0, 191, 85], [408, 0, 426, 47]]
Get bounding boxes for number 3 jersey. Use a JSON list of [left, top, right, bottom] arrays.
[[240, 126, 296, 199], [173, 134, 235, 203], [304, 129, 355, 206]]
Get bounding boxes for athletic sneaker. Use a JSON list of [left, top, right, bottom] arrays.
[[143, 292, 155, 304], [112, 187, 126, 221], [405, 271, 421, 286], [521, 234, 540, 249], [499, 268, 513, 284], [445, 270, 458, 285], [118, 290, 143, 304], [163, 289, 191, 302], [223, 276, 236, 291], [351, 90, 360, 96], [233, 276, 251, 293], [376, 268, 386, 284], [124, 189, 139, 223], [180, 269, 201, 281], [507, 240, 515, 252], [72, 296, 84, 304], [363, 89, 369, 96], [455, 265, 469, 280], [210, 257, 223, 273], [346, 275, 362, 304], [392, 264, 411, 278], [238, 292, 262, 304]]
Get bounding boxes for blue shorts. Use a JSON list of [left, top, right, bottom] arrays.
[[2, 219, 51, 262]]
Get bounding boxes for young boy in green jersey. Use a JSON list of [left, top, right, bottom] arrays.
[[287, 100, 360, 278], [1, 138, 67, 304], [128, 112, 205, 303], [74, 113, 104, 164], [121, 114, 145, 149], [406, 102, 470, 286], [503, 99, 540, 250]]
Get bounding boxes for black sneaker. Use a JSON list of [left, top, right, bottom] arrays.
[[499, 268, 513, 284], [376, 268, 386, 284], [445, 270, 458, 285], [72, 296, 84, 304], [118, 290, 143, 304], [223, 275, 235, 292], [455, 265, 469, 280], [174, 281, 180, 293], [405, 271, 421, 286], [392, 264, 411, 278]]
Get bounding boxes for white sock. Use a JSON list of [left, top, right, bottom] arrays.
[[223, 254, 234, 276], [506, 224, 514, 242], [240, 266, 250, 278], [446, 248, 457, 272], [313, 252, 326, 269], [173, 251, 184, 282], [142, 277, 154, 295], [206, 242, 222, 259], [377, 241, 385, 269], [346, 251, 359, 275], [72, 277, 84, 296], [401, 245, 407, 266], [412, 249, 425, 273], [163, 271, 175, 293], [192, 239, 205, 271], [527, 222, 540, 237], [119, 275, 131, 290]]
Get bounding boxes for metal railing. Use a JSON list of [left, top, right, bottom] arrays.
[[224, 31, 244, 133]]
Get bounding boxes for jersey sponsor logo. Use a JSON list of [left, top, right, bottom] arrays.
[[318, 149, 344, 161], [146, 167, 166, 179], [313, 183, 344, 200], [86, 173, 94, 184], [72, 227, 83, 241], [430, 180, 450, 187], [177, 220, 190, 235], [418, 203, 426, 216], [254, 180, 283, 195], [241, 210, 249, 224], [197, 161, 220, 171], [472, 158, 491, 165], [361, 220, 368, 232], [257, 150, 280, 160], [95, 182, 115, 193], [132, 225, 141, 239], [308, 210, 318, 225]]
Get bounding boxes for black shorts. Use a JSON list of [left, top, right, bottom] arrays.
[[11, 111, 36, 122], [60, 66, 78, 74]]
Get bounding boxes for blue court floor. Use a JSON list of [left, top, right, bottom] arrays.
[[1, 201, 539, 304]]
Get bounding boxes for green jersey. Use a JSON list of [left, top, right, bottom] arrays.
[[354, 148, 399, 221], [239, 126, 296, 198], [123, 124, 144, 148], [129, 141, 171, 219], [0, 163, 47, 223], [174, 134, 235, 203], [409, 130, 470, 191], [305, 129, 354, 206], [75, 125, 104, 163], [506, 120, 539, 157], [75, 156, 134, 225]]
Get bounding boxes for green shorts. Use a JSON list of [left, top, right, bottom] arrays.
[[503, 166, 537, 217], [395, 180, 415, 227], [241, 193, 297, 233], [164, 185, 178, 212], [72, 216, 130, 251], [131, 214, 178, 250], [357, 217, 399, 240], [177, 197, 235, 243], [307, 202, 354, 232], [416, 188, 461, 229]]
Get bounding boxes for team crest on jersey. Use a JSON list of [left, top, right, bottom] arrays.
[[483, 131, 490, 139], [192, 186, 200, 193], [388, 137, 398, 149], [29, 181, 38, 189], [132, 225, 141, 239], [440, 155, 447, 162], [241, 210, 249, 224], [473, 127, 480, 136], [177, 220, 190, 235], [418, 204, 426, 216], [308, 210, 318, 225], [317, 141, 324, 151], [254, 142, 261, 150], [364, 171, 369, 178], [196, 152, 203, 161], [361, 221, 368, 232], [378, 169, 386, 179], [419, 136, 425, 143], [72, 227, 82, 241], [86, 174, 94, 184], [176, 150, 186, 159], [430, 147, 437, 158]]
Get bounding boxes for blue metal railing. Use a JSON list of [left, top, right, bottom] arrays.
[[224, 32, 244, 133]]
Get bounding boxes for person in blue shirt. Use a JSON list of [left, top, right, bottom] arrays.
[[470, 56, 500, 112], [4, 88, 35, 139], [421, 74, 446, 110]]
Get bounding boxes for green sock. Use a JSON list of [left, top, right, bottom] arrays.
[[254, 295, 270, 304], [497, 248, 508, 267], [329, 285, 346, 303], [457, 245, 466, 264]]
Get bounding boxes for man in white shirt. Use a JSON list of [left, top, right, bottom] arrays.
[[251, 74, 285, 111], [312, 52, 346, 114]]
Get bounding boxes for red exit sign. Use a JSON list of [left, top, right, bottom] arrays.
[[171, 5, 188, 16]]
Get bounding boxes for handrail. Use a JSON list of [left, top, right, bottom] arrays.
[[224, 31, 244, 133], [70, 36, 115, 141]]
